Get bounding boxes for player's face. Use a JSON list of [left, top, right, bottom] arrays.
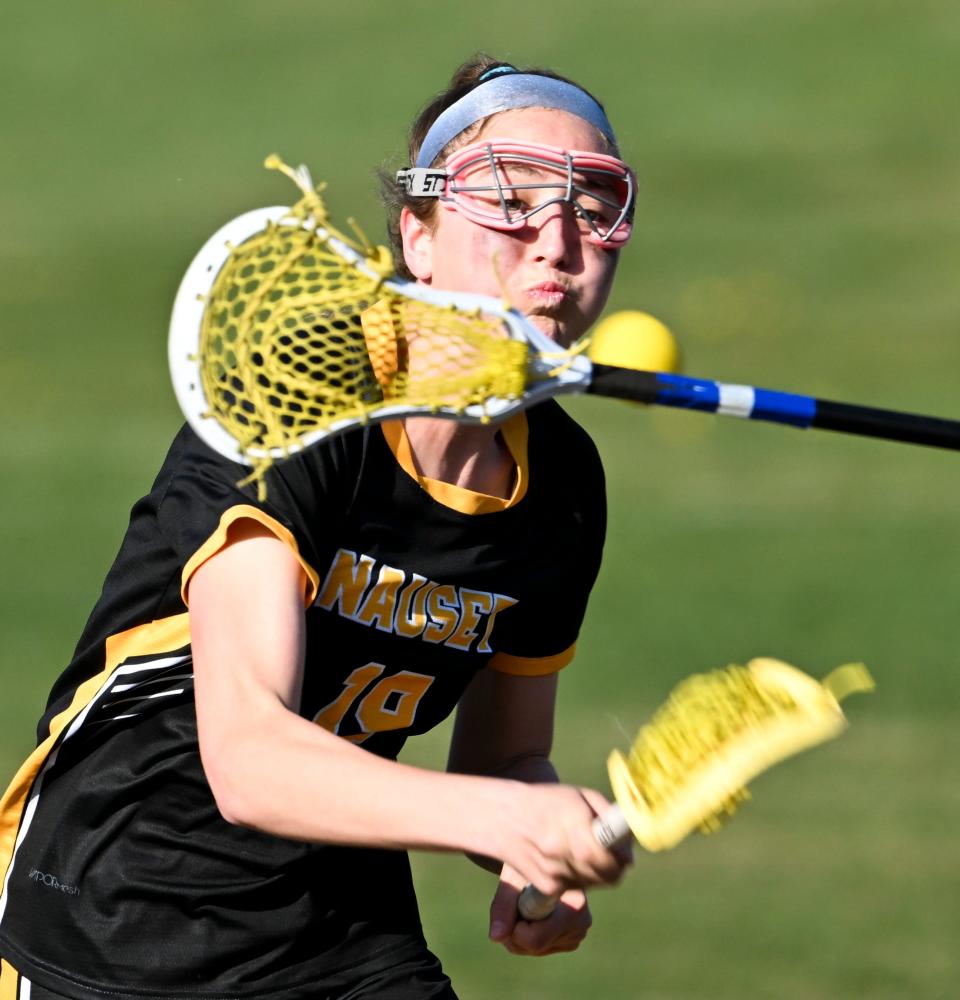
[[403, 108, 621, 348]]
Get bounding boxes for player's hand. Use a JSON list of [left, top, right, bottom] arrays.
[[495, 782, 630, 899], [489, 865, 592, 955]]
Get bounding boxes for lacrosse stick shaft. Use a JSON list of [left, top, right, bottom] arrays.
[[516, 806, 632, 921], [587, 365, 960, 451]]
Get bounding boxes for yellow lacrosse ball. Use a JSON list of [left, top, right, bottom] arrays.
[[588, 310, 681, 374]]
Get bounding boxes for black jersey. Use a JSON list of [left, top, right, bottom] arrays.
[[0, 401, 605, 1000]]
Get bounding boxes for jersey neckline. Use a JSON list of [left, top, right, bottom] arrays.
[[380, 415, 529, 515]]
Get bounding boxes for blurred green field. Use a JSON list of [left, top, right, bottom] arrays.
[[2, 2, 959, 997]]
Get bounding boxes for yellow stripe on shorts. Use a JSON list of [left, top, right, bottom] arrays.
[[0, 958, 21, 1000]]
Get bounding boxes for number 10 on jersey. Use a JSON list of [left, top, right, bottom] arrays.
[[314, 663, 435, 744]]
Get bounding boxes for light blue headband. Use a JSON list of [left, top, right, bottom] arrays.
[[415, 73, 617, 169]]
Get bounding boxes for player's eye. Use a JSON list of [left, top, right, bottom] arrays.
[[575, 205, 604, 225], [574, 197, 622, 233]]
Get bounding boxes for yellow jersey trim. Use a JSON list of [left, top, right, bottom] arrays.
[[380, 415, 529, 515], [180, 504, 320, 607], [0, 614, 191, 911], [488, 644, 576, 676], [0, 958, 20, 1000]]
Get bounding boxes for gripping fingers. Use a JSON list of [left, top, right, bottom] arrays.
[[517, 803, 632, 920], [508, 891, 593, 955], [493, 873, 592, 956]]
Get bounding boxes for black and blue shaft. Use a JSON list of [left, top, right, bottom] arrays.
[[588, 364, 960, 451]]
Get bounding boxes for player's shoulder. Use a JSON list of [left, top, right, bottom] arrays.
[[153, 423, 365, 507], [527, 399, 603, 470]]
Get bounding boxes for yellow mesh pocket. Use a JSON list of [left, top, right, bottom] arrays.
[[608, 658, 874, 851], [199, 222, 385, 457], [194, 159, 530, 495], [360, 298, 527, 407]]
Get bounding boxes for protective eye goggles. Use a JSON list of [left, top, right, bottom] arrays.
[[397, 141, 636, 247]]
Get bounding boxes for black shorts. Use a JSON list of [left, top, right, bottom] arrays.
[[0, 955, 458, 1000]]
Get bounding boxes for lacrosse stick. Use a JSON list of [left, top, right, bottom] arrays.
[[168, 158, 960, 499], [516, 657, 875, 920]]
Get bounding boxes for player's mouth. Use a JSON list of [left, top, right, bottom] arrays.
[[523, 281, 573, 310]]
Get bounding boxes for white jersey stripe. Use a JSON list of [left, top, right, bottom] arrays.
[[0, 652, 190, 923]]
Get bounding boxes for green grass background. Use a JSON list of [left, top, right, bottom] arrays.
[[2, 2, 959, 997]]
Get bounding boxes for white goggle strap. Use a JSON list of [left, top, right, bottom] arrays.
[[396, 168, 447, 197]]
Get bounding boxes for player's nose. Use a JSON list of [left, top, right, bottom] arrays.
[[528, 202, 580, 266]]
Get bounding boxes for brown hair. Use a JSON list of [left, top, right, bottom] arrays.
[[380, 54, 614, 280]]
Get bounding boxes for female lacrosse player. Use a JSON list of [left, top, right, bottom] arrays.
[[0, 56, 635, 999]]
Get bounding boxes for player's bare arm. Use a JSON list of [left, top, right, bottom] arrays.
[[448, 667, 629, 955], [189, 520, 623, 901]]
